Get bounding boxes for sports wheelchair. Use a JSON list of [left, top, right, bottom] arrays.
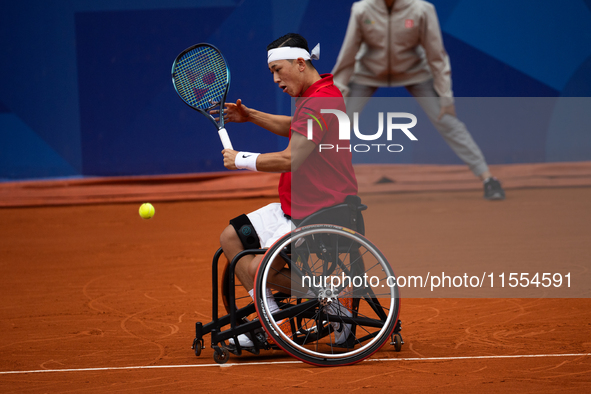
[[192, 196, 403, 366]]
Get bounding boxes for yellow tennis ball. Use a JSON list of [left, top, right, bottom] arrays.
[[139, 203, 155, 219]]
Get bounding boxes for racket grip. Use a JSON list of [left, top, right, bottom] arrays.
[[218, 127, 233, 150]]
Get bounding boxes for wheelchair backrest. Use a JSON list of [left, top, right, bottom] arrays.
[[295, 195, 367, 235]]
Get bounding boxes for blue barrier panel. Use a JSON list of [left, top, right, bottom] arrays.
[[1, 0, 591, 181]]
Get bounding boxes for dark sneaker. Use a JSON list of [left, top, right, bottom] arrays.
[[483, 177, 505, 200]]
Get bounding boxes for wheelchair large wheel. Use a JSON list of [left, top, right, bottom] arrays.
[[254, 224, 400, 366]]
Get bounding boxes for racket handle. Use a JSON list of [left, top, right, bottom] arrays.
[[218, 127, 233, 150]]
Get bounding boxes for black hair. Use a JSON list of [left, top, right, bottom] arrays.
[[267, 33, 309, 51], [267, 33, 315, 69]]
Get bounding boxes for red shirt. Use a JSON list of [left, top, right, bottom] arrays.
[[279, 74, 358, 219]]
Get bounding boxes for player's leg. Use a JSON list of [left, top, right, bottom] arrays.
[[248, 253, 292, 294], [220, 202, 286, 292], [224, 203, 291, 348], [406, 79, 505, 199], [220, 225, 255, 290], [244, 202, 294, 294], [235, 254, 294, 350]]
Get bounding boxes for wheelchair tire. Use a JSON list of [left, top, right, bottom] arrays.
[[254, 224, 400, 366]]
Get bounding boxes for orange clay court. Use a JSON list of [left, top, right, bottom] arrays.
[[1, 162, 591, 392]]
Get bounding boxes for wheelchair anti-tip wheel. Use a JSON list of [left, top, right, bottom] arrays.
[[253, 224, 400, 366]]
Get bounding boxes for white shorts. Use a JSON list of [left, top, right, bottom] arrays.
[[247, 203, 294, 248]]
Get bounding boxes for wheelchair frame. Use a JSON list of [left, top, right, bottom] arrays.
[[192, 202, 403, 365]]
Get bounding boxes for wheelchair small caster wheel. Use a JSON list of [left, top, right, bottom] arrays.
[[192, 338, 204, 357], [213, 348, 230, 364], [392, 333, 403, 352]]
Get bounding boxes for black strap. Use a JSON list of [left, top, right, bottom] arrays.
[[229, 214, 261, 250]]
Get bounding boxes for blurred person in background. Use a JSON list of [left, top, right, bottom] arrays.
[[332, 0, 505, 200]]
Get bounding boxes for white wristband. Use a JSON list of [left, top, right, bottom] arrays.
[[235, 152, 260, 171]]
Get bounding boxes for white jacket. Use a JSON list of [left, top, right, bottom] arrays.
[[331, 0, 453, 106]]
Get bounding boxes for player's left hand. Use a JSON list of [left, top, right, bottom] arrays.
[[437, 104, 456, 121], [210, 99, 251, 124], [222, 149, 238, 170]]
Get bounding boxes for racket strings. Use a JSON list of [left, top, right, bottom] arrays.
[[173, 47, 228, 111]]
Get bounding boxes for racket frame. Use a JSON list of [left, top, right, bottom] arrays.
[[171, 43, 233, 149]]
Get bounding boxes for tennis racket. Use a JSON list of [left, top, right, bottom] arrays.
[[171, 43, 233, 150]]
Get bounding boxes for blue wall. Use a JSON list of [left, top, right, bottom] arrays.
[[1, 0, 591, 180]]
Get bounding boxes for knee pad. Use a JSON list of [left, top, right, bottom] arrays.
[[229, 214, 261, 250]]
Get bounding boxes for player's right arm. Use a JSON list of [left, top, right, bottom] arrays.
[[222, 132, 315, 173], [214, 99, 291, 137]]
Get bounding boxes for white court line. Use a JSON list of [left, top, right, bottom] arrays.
[[1, 353, 590, 375]]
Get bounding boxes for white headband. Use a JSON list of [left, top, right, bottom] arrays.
[[267, 43, 320, 64]]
